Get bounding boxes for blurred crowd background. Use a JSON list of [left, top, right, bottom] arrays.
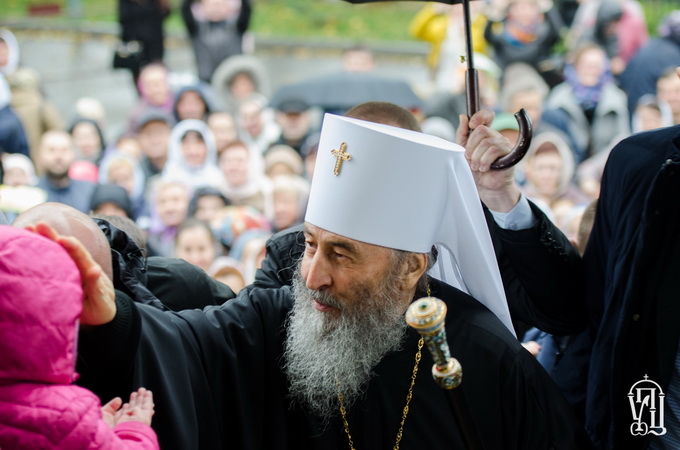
[[0, 0, 679, 292]]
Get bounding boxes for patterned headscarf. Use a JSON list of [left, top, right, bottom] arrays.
[[563, 56, 612, 111]]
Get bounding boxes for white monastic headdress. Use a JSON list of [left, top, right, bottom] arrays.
[[305, 114, 514, 335]]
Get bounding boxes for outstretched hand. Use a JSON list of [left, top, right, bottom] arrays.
[[102, 388, 156, 427], [102, 397, 123, 427], [456, 110, 521, 213], [24, 222, 116, 326]]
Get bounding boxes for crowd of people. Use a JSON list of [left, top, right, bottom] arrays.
[[1, 0, 680, 448], [414, 0, 679, 241], [0, 2, 678, 288]]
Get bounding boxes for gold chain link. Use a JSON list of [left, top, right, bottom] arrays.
[[338, 392, 356, 450], [338, 336, 425, 450]]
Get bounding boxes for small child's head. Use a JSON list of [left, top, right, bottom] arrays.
[[174, 218, 219, 272], [0, 226, 82, 384]]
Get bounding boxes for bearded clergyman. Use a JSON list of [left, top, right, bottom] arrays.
[[36, 107, 592, 449]]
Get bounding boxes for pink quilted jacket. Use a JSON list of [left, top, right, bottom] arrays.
[[0, 226, 159, 449]]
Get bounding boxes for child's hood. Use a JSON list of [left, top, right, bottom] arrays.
[[0, 226, 83, 385]]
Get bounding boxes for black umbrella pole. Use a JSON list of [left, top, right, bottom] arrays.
[[465, 68, 480, 117], [405, 297, 484, 450]]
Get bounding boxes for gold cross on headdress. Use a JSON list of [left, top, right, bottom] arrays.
[[331, 142, 351, 176]]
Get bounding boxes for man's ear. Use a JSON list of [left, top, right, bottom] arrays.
[[402, 253, 428, 292]]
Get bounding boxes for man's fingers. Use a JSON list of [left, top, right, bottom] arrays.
[[467, 129, 512, 172], [23, 223, 100, 283], [456, 114, 471, 149], [478, 137, 513, 172], [58, 235, 99, 278], [24, 222, 60, 242], [468, 109, 495, 130]]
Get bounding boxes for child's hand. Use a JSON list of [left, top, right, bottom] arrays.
[[101, 397, 123, 427], [114, 387, 156, 426]]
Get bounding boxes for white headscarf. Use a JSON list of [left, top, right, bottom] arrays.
[[162, 119, 225, 191], [0, 29, 20, 76]]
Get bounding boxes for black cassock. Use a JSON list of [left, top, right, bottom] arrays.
[[78, 279, 591, 450]]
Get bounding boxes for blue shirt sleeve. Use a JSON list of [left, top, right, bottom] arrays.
[[488, 194, 537, 230]]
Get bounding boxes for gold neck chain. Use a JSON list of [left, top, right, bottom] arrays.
[[337, 336, 424, 450]]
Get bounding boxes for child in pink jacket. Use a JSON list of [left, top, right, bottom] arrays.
[[0, 225, 159, 449]]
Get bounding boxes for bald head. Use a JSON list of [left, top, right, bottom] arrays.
[[13, 202, 114, 280], [345, 101, 421, 132]]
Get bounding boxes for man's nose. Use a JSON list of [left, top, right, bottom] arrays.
[[304, 253, 331, 292]]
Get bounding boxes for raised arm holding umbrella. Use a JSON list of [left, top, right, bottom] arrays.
[[343, 1, 535, 448], [344, 0, 532, 170]]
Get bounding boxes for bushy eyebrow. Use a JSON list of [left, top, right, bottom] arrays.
[[303, 225, 359, 255], [329, 241, 358, 254]]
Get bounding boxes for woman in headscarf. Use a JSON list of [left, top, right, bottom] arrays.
[[543, 42, 630, 163], [517, 130, 590, 223], [68, 117, 107, 166], [162, 119, 225, 191]]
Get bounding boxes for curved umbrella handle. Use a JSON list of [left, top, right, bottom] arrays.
[[489, 108, 533, 170], [465, 69, 532, 171]]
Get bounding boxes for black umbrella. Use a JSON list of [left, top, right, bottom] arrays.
[[271, 70, 423, 114], [343, 0, 532, 170]]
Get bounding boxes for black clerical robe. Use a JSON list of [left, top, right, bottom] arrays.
[[78, 279, 591, 450]]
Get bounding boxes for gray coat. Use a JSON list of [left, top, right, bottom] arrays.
[[545, 81, 630, 159]]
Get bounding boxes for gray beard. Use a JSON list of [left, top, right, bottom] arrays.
[[283, 266, 409, 421]]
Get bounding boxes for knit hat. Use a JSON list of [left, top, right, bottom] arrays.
[[264, 144, 304, 177], [90, 184, 133, 218]]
